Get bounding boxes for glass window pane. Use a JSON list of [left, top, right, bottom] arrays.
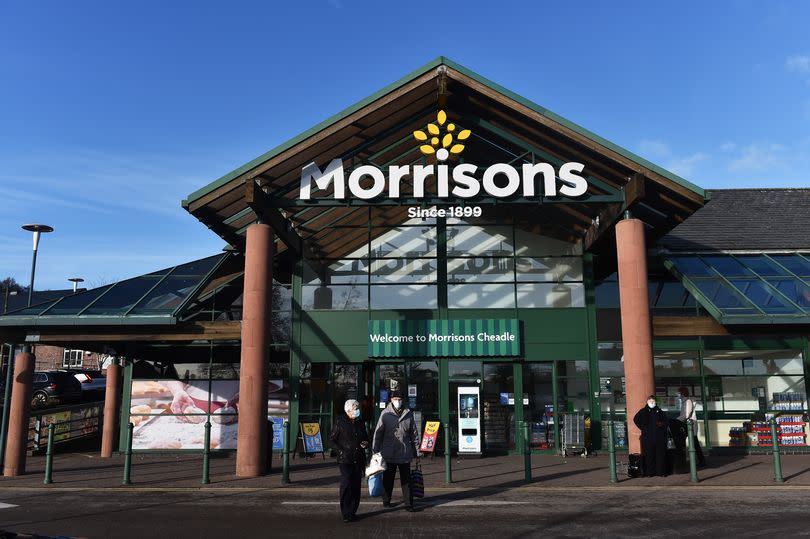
[[448, 283, 515, 309], [83, 277, 163, 315], [447, 225, 513, 256], [703, 350, 804, 375], [515, 257, 583, 282], [41, 286, 113, 315], [370, 226, 437, 258], [370, 284, 437, 309], [448, 257, 514, 283], [513, 228, 581, 256], [272, 284, 292, 312], [370, 258, 437, 284], [736, 256, 790, 277], [654, 282, 692, 308], [727, 280, 801, 314], [6, 299, 59, 316], [770, 255, 810, 277], [170, 255, 223, 277], [691, 278, 759, 313], [302, 284, 368, 310], [129, 276, 200, 313], [701, 256, 754, 277], [653, 351, 700, 376], [516, 283, 585, 308], [670, 256, 713, 277], [303, 259, 368, 285], [766, 278, 810, 310]]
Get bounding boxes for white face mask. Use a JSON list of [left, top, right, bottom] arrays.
[[647, 402, 656, 408], [392, 400, 402, 410]]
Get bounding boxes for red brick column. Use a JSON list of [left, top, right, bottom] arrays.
[[3, 350, 35, 476], [236, 223, 273, 477], [101, 361, 122, 458], [616, 217, 655, 455]]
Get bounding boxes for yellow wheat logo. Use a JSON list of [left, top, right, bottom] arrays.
[[413, 110, 471, 162]]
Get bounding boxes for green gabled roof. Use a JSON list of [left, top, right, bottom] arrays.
[[182, 56, 705, 208]]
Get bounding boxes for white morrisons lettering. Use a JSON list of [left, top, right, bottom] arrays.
[[299, 159, 588, 201]]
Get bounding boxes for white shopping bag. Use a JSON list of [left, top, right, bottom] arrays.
[[365, 452, 387, 477]]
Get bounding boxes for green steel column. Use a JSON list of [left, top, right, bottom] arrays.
[[43, 423, 54, 484], [607, 420, 618, 483], [770, 419, 784, 483], [444, 422, 452, 484], [0, 343, 15, 468], [122, 422, 133, 485], [523, 420, 532, 482], [202, 420, 211, 484], [687, 419, 698, 483], [282, 420, 291, 484]]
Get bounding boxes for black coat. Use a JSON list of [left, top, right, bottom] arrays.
[[633, 405, 668, 447], [330, 414, 369, 465]]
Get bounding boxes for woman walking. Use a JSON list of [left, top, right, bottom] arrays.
[[330, 399, 369, 523], [372, 390, 420, 511]]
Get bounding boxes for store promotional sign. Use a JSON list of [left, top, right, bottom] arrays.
[[299, 110, 588, 209], [301, 422, 324, 454], [458, 386, 481, 454], [368, 318, 520, 358], [420, 421, 441, 453]]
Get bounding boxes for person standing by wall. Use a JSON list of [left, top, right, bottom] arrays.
[[330, 399, 369, 523], [633, 395, 669, 477], [372, 390, 420, 511], [677, 387, 706, 467]]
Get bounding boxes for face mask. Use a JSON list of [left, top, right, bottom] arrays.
[[392, 400, 402, 410], [351, 409, 361, 419], [647, 402, 656, 408]]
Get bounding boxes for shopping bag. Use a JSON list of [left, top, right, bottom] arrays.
[[368, 473, 383, 497], [410, 462, 424, 498], [365, 452, 386, 477]]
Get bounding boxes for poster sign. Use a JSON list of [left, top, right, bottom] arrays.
[[368, 319, 520, 358], [301, 423, 324, 454], [457, 386, 481, 454], [420, 421, 441, 452], [271, 417, 284, 450]]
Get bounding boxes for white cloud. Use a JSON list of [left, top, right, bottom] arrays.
[[638, 139, 671, 159], [665, 153, 709, 177], [786, 55, 810, 74], [727, 143, 787, 172], [720, 142, 736, 152]]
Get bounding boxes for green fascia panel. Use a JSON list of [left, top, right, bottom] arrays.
[[4, 316, 176, 327], [300, 345, 369, 364], [523, 341, 588, 361], [702, 336, 807, 351], [300, 311, 369, 348], [517, 308, 588, 343], [182, 56, 705, 209]]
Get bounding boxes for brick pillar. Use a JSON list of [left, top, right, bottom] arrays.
[[236, 223, 273, 477], [101, 361, 122, 458], [3, 350, 35, 476], [616, 217, 655, 455]]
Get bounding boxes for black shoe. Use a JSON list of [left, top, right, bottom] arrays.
[[405, 506, 416, 512], [343, 517, 351, 523], [382, 501, 392, 508]]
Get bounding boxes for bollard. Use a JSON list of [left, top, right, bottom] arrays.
[[770, 419, 784, 483], [43, 423, 55, 485], [202, 420, 211, 485], [282, 420, 291, 484], [687, 419, 698, 483], [444, 422, 452, 484], [122, 422, 133, 485], [523, 420, 532, 482], [607, 420, 618, 483]]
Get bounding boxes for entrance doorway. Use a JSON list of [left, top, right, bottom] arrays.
[[374, 361, 440, 442]]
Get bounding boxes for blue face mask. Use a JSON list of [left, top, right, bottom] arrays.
[[351, 409, 361, 419]]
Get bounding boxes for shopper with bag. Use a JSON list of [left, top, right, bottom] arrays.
[[330, 399, 369, 523], [633, 395, 669, 477], [372, 390, 420, 511], [677, 387, 706, 467]]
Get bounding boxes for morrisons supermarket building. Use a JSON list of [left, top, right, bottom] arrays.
[[2, 58, 810, 477]]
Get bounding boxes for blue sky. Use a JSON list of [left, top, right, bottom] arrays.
[[1, 1, 809, 291]]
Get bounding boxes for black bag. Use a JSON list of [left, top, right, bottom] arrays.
[[628, 453, 643, 478]]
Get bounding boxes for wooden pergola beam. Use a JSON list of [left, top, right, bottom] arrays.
[[22, 321, 242, 344], [582, 173, 646, 251]]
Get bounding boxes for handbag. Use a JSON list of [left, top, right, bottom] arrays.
[[367, 473, 383, 497], [365, 452, 387, 477], [666, 427, 676, 450], [410, 461, 424, 498]]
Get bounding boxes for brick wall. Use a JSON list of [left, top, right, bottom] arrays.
[[32, 345, 104, 372]]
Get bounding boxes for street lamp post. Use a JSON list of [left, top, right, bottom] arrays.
[[68, 277, 84, 293], [21, 224, 54, 308]]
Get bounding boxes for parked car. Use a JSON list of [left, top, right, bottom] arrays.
[[29, 371, 83, 409], [65, 369, 106, 402]]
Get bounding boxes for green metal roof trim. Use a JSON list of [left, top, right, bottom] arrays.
[[0, 253, 231, 327], [182, 56, 705, 208], [663, 253, 810, 325]]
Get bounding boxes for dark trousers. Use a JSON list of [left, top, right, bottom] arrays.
[[641, 439, 668, 476], [339, 463, 363, 519], [691, 435, 706, 466], [382, 462, 412, 507]]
